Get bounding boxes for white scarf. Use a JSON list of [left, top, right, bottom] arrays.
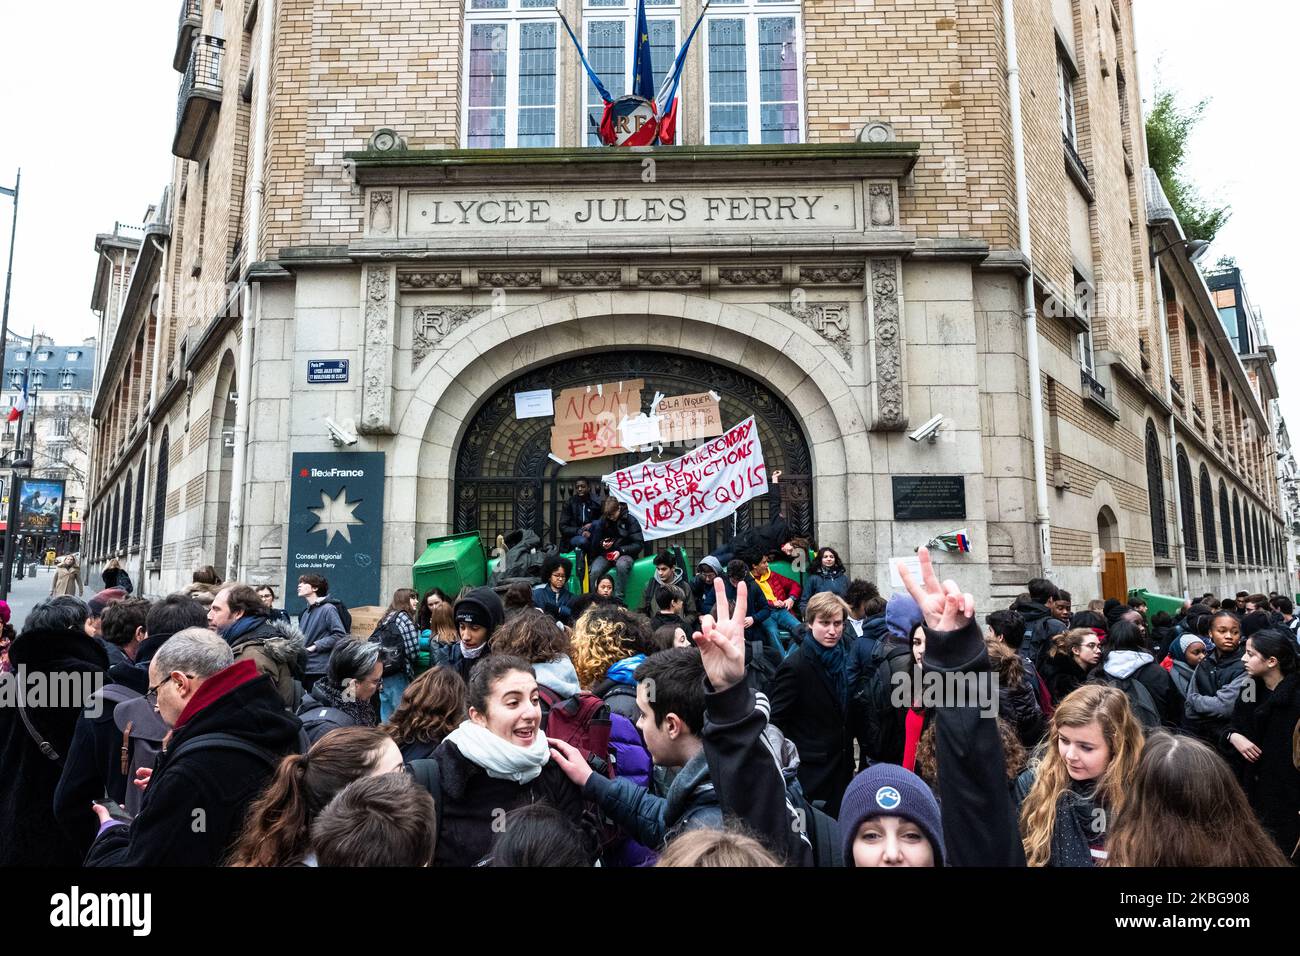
[[446, 719, 551, 783], [460, 639, 488, 660]]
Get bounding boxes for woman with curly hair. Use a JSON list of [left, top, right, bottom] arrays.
[[569, 603, 656, 724], [384, 666, 468, 761], [1015, 684, 1144, 866], [1104, 731, 1290, 866], [226, 726, 403, 866]]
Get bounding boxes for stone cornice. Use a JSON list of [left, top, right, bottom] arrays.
[[345, 142, 921, 188]]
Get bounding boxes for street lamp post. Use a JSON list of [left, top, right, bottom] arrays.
[[0, 170, 20, 600]]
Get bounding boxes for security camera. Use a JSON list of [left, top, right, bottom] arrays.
[[325, 417, 358, 447], [908, 414, 945, 444]]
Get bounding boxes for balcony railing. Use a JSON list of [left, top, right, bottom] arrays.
[[173, 36, 223, 160], [173, 0, 202, 73], [1081, 367, 1107, 403]]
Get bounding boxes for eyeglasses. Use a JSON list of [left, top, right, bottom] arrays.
[[146, 672, 195, 706]]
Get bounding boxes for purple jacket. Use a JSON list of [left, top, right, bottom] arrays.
[[607, 711, 656, 866]]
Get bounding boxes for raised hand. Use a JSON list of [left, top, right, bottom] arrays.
[[897, 546, 974, 632], [693, 578, 748, 693]]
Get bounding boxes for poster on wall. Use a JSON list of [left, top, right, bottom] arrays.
[[16, 478, 65, 534], [602, 416, 768, 540], [285, 452, 385, 617], [655, 392, 724, 444], [549, 379, 644, 463]]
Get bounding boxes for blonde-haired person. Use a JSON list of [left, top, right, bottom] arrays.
[[1037, 627, 1101, 706], [50, 555, 82, 596], [1015, 684, 1144, 867], [656, 825, 782, 867], [1104, 731, 1290, 867], [568, 603, 656, 724]]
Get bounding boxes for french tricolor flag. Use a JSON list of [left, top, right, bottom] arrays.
[[7, 371, 27, 423], [652, 2, 708, 146]]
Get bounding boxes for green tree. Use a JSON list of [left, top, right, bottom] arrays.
[[1145, 87, 1230, 242]]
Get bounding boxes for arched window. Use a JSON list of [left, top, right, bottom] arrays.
[[121, 472, 133, 553], [1145, 420, 1169, 559], [1233, 493, 1245, 566], [1176, 446, 1197, 561], [1246, 507, 1256, 566], [110, 491, 120, 555], [133, 467, 145, 548], [152, 429, 170, 562], [1252, 509, 1262, 567], [1219, 481, 1234, 565], [1199, 465, 1217, 563]]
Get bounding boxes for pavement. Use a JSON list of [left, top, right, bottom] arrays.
[[2, 564, 84, 632]]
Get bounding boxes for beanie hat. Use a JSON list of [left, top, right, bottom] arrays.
[[0, 600, 9, 625], [884, 594, 924, 642], [839, 763, 945, 866], [88, 588, 127, 618], [1103, 599, 1127, 626], [453, 587, 505, 636]]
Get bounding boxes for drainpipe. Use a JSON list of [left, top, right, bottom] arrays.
[[1152, 255, 1188, 597], [1002, 0, 1053, 577], [138, 234, 169, 591], [226, 0, 275, 581]]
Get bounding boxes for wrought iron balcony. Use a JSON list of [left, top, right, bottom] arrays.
[[173, 0, 202, 73], [173, 36, 223, 160], [1081, 367, 1107, 403]]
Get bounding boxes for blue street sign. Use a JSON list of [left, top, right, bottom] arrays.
[[307, 359, 349, 383]]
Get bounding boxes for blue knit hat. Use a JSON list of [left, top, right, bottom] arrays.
[[885, 594, 924, 642], [839, 764, 945, 866]]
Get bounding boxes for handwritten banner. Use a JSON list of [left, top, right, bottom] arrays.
[[602, 417, 768, 540], [550, 380, 644, 463], [656, 392, 724, 445]]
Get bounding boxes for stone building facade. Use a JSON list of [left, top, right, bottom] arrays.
[[83, 0, 1289, 605]]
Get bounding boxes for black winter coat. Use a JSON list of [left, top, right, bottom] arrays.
[[923, 618, 1026, 866], [0, 626, 108, 866], [85, 664, 302, 866], [585, 513, 645, 561], [559, 494, 603, 541], [444, 640, 492, 686], [53, 683, 136, 859], [768, 643, 853, 815], [1012, 599, 1065, 666], [1038, 652, 1091, 707], [1230, 673, 1300, 857], [429, 740, 595, 867]]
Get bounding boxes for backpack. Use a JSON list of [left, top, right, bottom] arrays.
[[746, 640, 781, 695], [111, 691, 171, 816], [167, 732, 287, 770], [1024, 617, 1057, 669], [118, 572, 134, 595], [538, 686, 615, 776], [318, 597, 352, 634], [370, 614, 408, 678], [786, 781, 842, 867], [1102, 672, 1162, 730], [299, 706, 354, 745]]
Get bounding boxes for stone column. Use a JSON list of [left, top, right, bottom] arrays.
[[359, 264, 397, 435]]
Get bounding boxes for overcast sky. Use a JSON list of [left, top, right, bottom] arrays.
[[0, 2, 1296, 432]]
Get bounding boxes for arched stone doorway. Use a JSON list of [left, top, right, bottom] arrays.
[[452, 351, 815, 558]]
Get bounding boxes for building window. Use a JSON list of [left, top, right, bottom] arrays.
[[1075, 271, 1095, 373], [704, 0, 802, 145], [583, 0, 680, 146], [152, 429, 170, 561], [1176, 447, 1198, 562], [53, 417, 69, 438], [1233, 493, 1245, 565], [65, 350, 81, 361], [1057, 56, 1077, 146], [1218, 306, 1238, 340], [463, 0, 560, 148], [1200, 465, 1218, 562], [14, 350, 25, 362], [59, 369, 74, 389], [30, 370, 44, 387], [36, 350, 50, 362], [1145, 420, 1169, 559], [1219, 481, 1233, 564]]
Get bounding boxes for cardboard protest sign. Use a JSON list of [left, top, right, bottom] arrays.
[[550, 380, 643, 462], [602, 416, 768, 540], [656, 392, 724, 444]]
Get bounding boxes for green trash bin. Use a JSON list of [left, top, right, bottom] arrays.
[[770, 550, 817, 595], [1127, 588, 1183, 623], [413, 532, 487, 599]]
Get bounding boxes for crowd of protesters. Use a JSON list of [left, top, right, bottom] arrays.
[[0, 477, 1296, 869]]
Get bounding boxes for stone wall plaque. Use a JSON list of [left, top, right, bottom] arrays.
[[404, 184, 862, 238], [892, 475, 967, 521]]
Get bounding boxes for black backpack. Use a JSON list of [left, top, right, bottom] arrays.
[[118, 571, 134, 595], [370, 614, 407, 678], [787, 784, 842, 867], [1101, 672, 1162, 730], [318, 597, 352, 634]]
